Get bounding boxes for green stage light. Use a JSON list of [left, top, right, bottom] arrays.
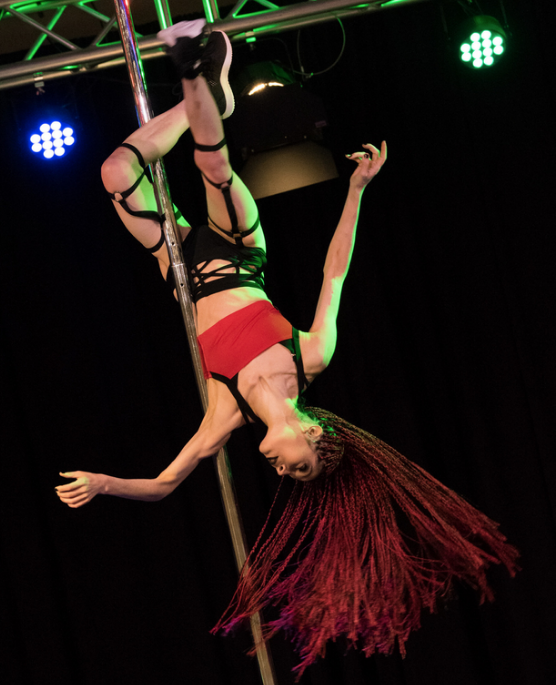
[[458, 16, 507, 69]]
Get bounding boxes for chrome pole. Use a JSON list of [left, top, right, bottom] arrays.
[[111, 2, 278, 684]]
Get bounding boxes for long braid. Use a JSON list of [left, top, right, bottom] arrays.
[[213, 409, 519, 678]]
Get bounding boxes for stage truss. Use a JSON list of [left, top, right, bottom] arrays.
[[0, 0, 431, 91]]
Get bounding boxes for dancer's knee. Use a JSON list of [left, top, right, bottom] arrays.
[[194, 148, 232, 185], [101, 149, 136, 193]]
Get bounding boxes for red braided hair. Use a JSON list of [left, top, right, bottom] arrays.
[[213, 409, 519, 678]]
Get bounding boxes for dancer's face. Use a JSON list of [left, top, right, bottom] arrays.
[[259, 424, 323, 481]]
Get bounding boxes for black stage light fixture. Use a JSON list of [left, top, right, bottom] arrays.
[[458, 15, 507, 69], [229, 66, 338, 199], [235, 60, 296, 96]]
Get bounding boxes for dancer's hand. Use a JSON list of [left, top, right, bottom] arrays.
[[55, 471, 104, 508], [346, 141, 387, 190]]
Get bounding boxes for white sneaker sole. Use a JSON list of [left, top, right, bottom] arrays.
[[215, 30, 234, 119], [157, 19, 206, 48]]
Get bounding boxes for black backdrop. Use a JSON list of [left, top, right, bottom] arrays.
[[1, 1, 555, 684]]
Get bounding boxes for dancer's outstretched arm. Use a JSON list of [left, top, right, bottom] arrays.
[[304, 141, 387, 375], [56, 382, 242, 508], [56, 430, 218, 506]]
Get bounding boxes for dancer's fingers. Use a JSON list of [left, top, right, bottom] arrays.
[[346, 141, 386, 163], [362, 143, 380, 155], [55, 470, 102, 508], [345, 151, 370, 162], [363, 141, 387, 161], [56, 485, 88, 499], [64, 493, 91, 508], [56, 474, 88, 492]]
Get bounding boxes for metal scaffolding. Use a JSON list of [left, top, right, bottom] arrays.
[[0, 0, 431, 91]]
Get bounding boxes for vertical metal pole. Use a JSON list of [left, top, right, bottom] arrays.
[[112, 2, 277, 684]]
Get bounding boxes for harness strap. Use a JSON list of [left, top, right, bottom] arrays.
[[202, 171, 242, 246], [108, 143, 164, 226], [211, 372, 260, 426], [208, 214, 261, 243], [110, 143, 148, 199], [147, 206, 184, 254], [280, 329, 309, 394], [119, 142, 147, 169], [147, 233, 165, 254], [194, 137, 228, 153], [209, 328, 309, 426], [194, 136, 257, 248]]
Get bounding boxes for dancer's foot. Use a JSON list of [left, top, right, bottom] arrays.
[[158, 20, 234, 119], [202, 30, 234, 120], [158, 19, 207, 80], [157, 18, 207, 48]]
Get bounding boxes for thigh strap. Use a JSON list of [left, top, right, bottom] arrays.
[[194, 138, 228, 153], [195, 137, 260, 247], [146, 204, 185, 254], [108, 143, 164, 226], [207, 213, 261, 246]]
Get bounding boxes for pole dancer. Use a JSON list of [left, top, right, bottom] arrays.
[[56, 20, 518, 677]]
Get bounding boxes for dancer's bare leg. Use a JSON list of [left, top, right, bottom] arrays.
[[181, 76, 265, 251], [101, 101, 191, 271]]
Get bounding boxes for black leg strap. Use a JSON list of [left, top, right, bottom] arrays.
[[107, 143, 163, 225], [201, 171, 234, 190], [208, 213, 261, 245], [202, 174, 241, 245], [194, 136, 260, 247], [147, 206, 184, 253], [120, 142, 146, 168], [147, 233, 166, 254], [194, 137, 227, 152], [110, 143, 149, 199]]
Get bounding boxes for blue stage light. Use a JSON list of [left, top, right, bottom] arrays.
[[29, 120, 76, 160]]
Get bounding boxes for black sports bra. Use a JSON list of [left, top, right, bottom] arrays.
[[166, 225, 267, 302]]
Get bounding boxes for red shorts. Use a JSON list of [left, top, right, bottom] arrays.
[[197, 300, 292, 380]]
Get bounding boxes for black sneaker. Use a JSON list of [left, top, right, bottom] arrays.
[[158, 19, 208, 80], [158, 21, 234, 119], [201, 30, 235, 119]]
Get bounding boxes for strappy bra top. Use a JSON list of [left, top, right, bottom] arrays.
[[166, 225, 267, 303], [107, 143, 265, 304]]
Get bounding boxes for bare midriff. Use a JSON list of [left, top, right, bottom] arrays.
[[164, 254, 270, 335]]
